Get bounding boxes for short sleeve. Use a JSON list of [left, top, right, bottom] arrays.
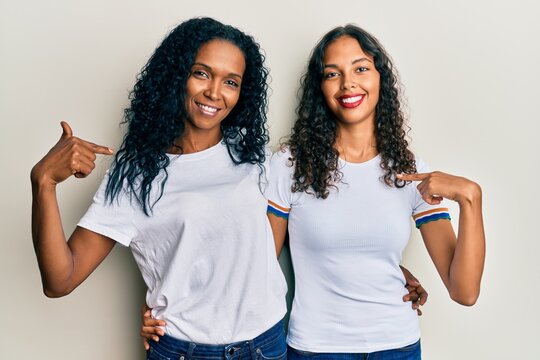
[[265, 148, 295, 220], [77, 171, 138, 246], [411, 158, 451, 229]]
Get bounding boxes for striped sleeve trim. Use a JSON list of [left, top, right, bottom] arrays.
[[267, 200, 290, 220], [413, 208, 451, 229]]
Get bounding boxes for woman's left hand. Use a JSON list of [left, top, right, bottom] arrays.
[[400, 265, 427, 316], [397, 171, 481, 205]]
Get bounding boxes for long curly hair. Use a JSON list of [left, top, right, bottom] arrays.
[[288, 24, 416, 198], [105, 17, 269, 214]]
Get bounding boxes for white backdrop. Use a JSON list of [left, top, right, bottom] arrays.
[[1, 0, 538, 358]]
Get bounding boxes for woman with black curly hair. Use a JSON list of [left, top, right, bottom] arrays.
[[30, 17, 289, 359], [266, 25, 486, 359]]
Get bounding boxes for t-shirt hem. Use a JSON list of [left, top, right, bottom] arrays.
[[77, 221, 132, 247], [286, 335, 421, 353], [166, 306, 288, 344], [236, 305, 288, 343]]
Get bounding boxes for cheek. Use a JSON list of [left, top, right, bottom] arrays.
[[370, 74, 381, 99], [369, 83, 380, 102], [184, 79, 198, 99], [226, 91, 241, 110], [320, 83, 335, 107]]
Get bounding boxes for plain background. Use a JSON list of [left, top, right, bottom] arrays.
[[1, 0, 539, 358]]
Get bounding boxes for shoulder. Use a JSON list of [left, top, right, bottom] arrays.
[[269, 146, 293, 169], [264, 146, 295, 185], [271, 145, 292, 162]]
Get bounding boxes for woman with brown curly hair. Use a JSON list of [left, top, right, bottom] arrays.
[[266, 25, 486, 359]]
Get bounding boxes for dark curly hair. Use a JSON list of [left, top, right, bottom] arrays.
[[287, 24, 416, 198], [105, 17, 269, 214]]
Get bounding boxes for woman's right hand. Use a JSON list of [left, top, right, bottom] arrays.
[[30, 121, 113, 187], [141, 304, 167, 350]]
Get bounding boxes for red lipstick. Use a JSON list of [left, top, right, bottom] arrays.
[[337, 94, 364, 109]]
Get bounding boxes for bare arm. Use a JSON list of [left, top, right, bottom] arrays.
[[398, 172, 486, 306], [31, 122, 115, 297], [267, 212, 288, 257]]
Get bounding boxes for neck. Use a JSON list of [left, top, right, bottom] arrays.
[[169, 127, 223, 155], [335, 121, 378, 163]]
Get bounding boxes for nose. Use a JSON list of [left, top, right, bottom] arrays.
[[341, 73, 357, 90], [203, 79, 221, 101]]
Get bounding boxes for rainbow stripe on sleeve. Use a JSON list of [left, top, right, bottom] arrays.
[[413, 208, 451, 228], [267, 200, 290, 220]]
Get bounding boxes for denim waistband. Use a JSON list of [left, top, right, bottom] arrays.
[[152, 320, 284, 359]]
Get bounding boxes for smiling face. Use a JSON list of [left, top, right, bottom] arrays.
[[183, 39, 246, 138], [320, 35, 380, 128]]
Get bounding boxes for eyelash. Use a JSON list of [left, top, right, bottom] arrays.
[[193, 70, 209, 78], [324, 67, 368, 79], [324, 72, 339, 79], [192, 70, 239, 88], [225, 80, 239, 88]]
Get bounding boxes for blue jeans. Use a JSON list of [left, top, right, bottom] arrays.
[[287, 339, 421, 360], [147, 320, 287, 360]]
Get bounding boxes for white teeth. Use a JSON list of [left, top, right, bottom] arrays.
[[197, 103, 218, 113], [341, 95, 363, 103]]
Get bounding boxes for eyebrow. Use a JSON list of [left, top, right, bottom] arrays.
[[193, 62, 243, 80], [324, 57, 373, 68]]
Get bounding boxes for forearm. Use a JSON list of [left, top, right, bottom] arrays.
[[31, 179, 76, 297], [30, 122, 116, 297], [448, 186, 486, 305], [267, 213, 288, 258]]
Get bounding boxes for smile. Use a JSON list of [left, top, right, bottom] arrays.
[[196, 102, 220, 115], [337, 95, 364, 109]]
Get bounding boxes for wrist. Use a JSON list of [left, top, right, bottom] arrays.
[[30, 166, 57, 191], [456, 181, 482, 206]]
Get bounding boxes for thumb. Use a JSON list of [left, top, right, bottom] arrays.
[[60, 121, 73, 139]]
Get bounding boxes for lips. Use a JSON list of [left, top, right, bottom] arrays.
[[195, 101, 220, 116], [337, 94, 364, 109]]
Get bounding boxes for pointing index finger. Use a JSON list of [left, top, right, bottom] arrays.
[[397, 173, 429, 181], [83, 140, 114, 155]]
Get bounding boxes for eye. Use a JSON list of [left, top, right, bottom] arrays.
[[192, 70, 209, 79], [225, 79, 240, 88], [356, 66, 368, 73], [324, 71, 340, 79]]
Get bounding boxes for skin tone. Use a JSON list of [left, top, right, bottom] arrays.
[[321, 36, 380, 163], [270, 36, 485, 315], [30, 40, 246, 298], [138, 37, 430, 350], [174, 40, 245, 154]]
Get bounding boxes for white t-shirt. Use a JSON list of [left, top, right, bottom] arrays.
[[266, 149, 450, 353], [78, 141, 287, 344]]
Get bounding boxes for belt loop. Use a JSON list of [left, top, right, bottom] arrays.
[[187, 343, 196, 359], [247, 339, 257, 359]]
